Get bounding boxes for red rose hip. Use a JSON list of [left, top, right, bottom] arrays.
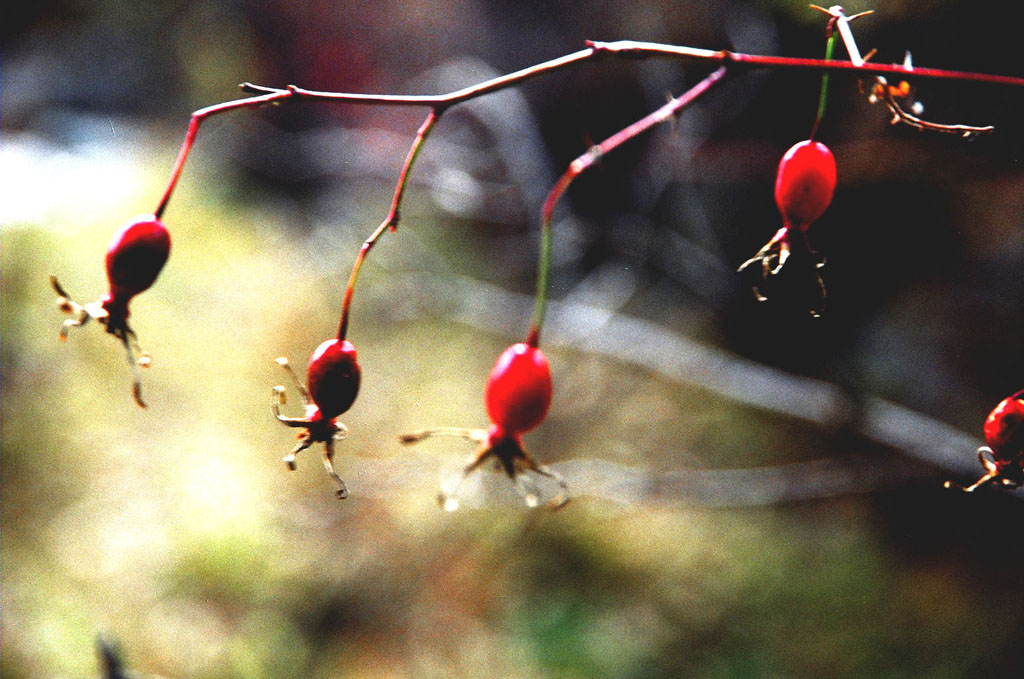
[[105, 216, 171, 301], [51, 213, 172, 407], [400, 341, 568, 511], [737, 139, 837, 316], [947, 390, 1024, 491], [307, 339, 361, 420], [774, 140, 837, 231], [485, 342, 552, 436], [272, 339, 362, 499]]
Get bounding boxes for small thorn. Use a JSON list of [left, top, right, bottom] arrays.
[[846, 9, 875, 21]]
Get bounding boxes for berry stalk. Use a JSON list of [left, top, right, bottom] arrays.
[[529, 66, 728, 344], [810, 13, 838, 140], [337, 109, 439, 341]]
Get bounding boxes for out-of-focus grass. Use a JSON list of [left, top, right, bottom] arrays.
[[3, 127, 1023, 679]]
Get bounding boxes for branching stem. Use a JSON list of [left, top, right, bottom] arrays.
[[528, 67, 729, 344], [157, 39, 1024, 217]]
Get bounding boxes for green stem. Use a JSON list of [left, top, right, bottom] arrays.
[[810, 21, 836, 140]]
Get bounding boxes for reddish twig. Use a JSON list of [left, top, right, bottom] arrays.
[[153, 90, 293, 219], [158, 39, 1024, 218], [337, 109, 440, 341], [529, 67, 729, 344]]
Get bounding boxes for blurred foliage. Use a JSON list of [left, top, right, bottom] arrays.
[[3, 1, 1024, 678]]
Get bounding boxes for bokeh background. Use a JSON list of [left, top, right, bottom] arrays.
[[3, 0, 1024, 677]]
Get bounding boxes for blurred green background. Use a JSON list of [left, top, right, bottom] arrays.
[[3, 1, 1024, 677]]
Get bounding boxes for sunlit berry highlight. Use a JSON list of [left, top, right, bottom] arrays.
[[947, 390, 1024, 492], [400, 342, 568, 511], [51, 214, 171, 407], [273, 339, 361, 499], [737, 140, 836, 316]]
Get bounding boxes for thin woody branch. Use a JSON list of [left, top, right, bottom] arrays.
[[160, 37, 1023, 218], [337, 109, 441, 341], [530, 66, 729, 343]]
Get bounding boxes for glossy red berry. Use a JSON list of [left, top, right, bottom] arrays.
[[105, 215, 171, 302], [272, 339, 361, 499], [308, 339, 361, 420], [485, 342, 552, 436], [400, 341, 567, 510], [774, 140, 836, 232], [737, 140, 836, 316], [948, 390, 1024, 492]]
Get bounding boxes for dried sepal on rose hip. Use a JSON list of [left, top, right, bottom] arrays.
[[272, 338, 361, 499], [51, 214, 171, 407], [738, 139, 836, 317], [946, 390, 1024, 492], [400, 341, 568, 511]]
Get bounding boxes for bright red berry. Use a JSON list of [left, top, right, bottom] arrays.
[[272, 339, 361, 499], [51, 214, 171, 407], [774, 140, 836, 232], [737, 140, 836, 316], [400, 341, 567, 510], [948, 390, 1024, 492], [485, 342, 552, 436]]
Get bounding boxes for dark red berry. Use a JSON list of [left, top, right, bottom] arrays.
[[948, 390, 1024, 492], [50, 214, 171, 407], [307, 339, 361, 420], [774, 140, 836, 232], [485, 342, 552, 436], [983, 391, 1024, 475], [105, 215, 171, 302], [272, 339, 361, 499]]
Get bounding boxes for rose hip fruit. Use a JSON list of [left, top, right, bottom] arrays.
[[400, 342, 568, 511], [105, 216, 172, 302], [774, 140, 837, 232], [51, 214, 171, 407], [485, 342, 553, 437], [737, 140, 837, 316], [273, 339, 361, 499], [948, 390, 1024, 492]]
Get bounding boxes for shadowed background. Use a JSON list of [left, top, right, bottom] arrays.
[[3, 1, 1024, 677]]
